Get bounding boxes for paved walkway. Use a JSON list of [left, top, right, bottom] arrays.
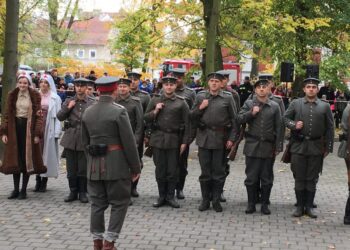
[[0, 142, 349, 250]]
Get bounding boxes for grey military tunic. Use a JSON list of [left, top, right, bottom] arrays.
[[131, 89, 151, 113], [116, 94, 144, 145], [238, 96, 283, 158], [57, 95, 95, 151], [338, 104, 350, 158], [144, 93, 190, 149], [284, 97, 334, 155], [175, 86, 196, 109], [192, 90, 238, 149]]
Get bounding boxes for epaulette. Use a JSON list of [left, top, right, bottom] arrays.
[[87, 95, 96, 102], [112, 102, 125, 109], [272, 95, 282, 99], [131, 96, 141, 102], [151, 93, 161, 97], [139, 90, 150, 95], [197, 90, 207, 95], [176, 95, 185, 100], [223, 90, 233, 96], [185, 87, 195, 93], [321, 99, 329, 104]]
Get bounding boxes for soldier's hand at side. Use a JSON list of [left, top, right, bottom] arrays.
[[295, 121, 303, 130], [131, 173, 140, 182], [252, 106, 260, 115], [226, 140, 234, 149], [2, 135, 8, 144], [199, 99, 209, 110], [68, 100, 76, 109], [180, 144, 187, 155]]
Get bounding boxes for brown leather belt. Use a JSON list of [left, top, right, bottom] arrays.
[[108, 144, 123, 151]]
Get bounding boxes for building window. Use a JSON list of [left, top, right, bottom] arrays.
[[77, 49, 84, 58], [89, 50, 96, 59]]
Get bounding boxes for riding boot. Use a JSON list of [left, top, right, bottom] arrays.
[[64, 177, 78, 202], [245, 185, 257, 214], [39, 177, 48, 192], [8, 174, 20, 199], [261, 185, 272, 215], [305, 190, 317, 218], [166, 182, 180, 208], [34, 175, 41, 192], [79, 177, 89, 203], [198, 181, 210, 211], [131, 179, 139, 197], [153, 182, 166, 207], [212, 182, 223, 212], [293, 190, 304, 217]]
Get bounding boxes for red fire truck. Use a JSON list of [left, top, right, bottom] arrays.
[[161, 59, 241, 84]]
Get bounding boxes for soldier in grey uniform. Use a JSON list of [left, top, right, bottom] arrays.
[[336, 103, 350, 225], [217, 71, 240, 202], [284, 78, 334, 218], [192, 72, 238, 212], [127, 72, 151, 197], [57, 78, 95, 203], [144, 76, 190, 208], [238, 79, 283, 215], [168, 68, 196, 200], [82, 76, 141, 250]]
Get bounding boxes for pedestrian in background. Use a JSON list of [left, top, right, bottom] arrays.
[[0, 73, 46, 199], [35, 74, 62, 192]]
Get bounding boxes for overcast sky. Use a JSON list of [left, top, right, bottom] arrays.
[[80, 0, 123, 13]]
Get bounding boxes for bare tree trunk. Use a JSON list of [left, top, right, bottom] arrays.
[[202, 0, 221, 79], [250, 45, 260, 79], [1, 0, 19, 112]]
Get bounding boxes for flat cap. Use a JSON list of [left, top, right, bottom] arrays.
[[303, 77, 320, 86], [95, 76, 119, 86], [117, 78, 132, 85], [254, 79, 269, 88], [127, 72, 142, 80], [207, 72, 224, 81], [168, 68, 186, 77], [161, 76, 177, 84], [216, 70, 230, 78], [73, 77, 94, 85]]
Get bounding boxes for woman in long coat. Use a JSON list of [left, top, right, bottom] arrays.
[[0, 73, 46, 199], [34, 74, 62, 192]]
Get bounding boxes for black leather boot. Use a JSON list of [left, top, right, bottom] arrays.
[[64, 178, 78, 202], [39, 177, 48, 192], [34, 175, 41, 192], [131, 179, 139, 197], [212, 182, 223, 212], [18, 174, 29, 200], [198, 181, 210, 211], [261, 185, 272, 215], [153, 182, 166, 207], [293, 190, 304, 217], [305, 190, 317, 218], [176, 189, 185, 200], [245, 185, 256, 214], [8, 174, 20, 199], [344, 189, 350, 225], [166, 182, 180, 208], [78, 177, 89, 203]]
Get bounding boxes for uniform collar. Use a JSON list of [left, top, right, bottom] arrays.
[[74, 95, 88, 103], [99, 95, 114, 103], [118, 94, 131, 102], [303, 97, 320, 104], [209, 90, 224, 97], [161, 93, 176, 101], [253, 95, 272, 106]]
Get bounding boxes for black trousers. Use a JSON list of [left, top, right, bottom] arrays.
[[244, 156, 274, 188], [198, 148, 226, 184], [177, 146, 189, 190], [65, 149, 87, 178], [153, 148, 179, 183], [291, 154, 323, 192]]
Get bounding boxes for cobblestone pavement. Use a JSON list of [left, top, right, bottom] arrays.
[[0, 142, 349, 250]]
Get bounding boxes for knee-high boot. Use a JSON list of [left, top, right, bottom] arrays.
[[8, 174, 20, 199]]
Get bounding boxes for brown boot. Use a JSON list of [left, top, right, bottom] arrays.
[[103, 240, 116, 250], [93, 239, 103, 250]]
